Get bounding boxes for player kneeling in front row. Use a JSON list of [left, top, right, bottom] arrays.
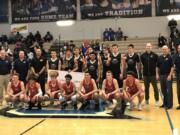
[[78, 71, 99, 110], [5, 73, 26, 108], [123, 71, 144, 111], [44, 71, 61, 106], [24, 76, 43, 110], [99, 71, 123, 109], [59, 74, 77, 109]]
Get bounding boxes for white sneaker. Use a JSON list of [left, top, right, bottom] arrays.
[[129, 102, 135, 110], [126, 102, 130, 106], [145, 100, 149, 105], [138, 104, 142, 111], [155, 101, 159, 107]]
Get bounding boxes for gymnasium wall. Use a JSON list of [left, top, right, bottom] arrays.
[[0, 0, 180, 40]]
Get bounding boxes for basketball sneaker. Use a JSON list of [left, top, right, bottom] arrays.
[[155, 101, 159, 107], [138, 103, 142, 111]]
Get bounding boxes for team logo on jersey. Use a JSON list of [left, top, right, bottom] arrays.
[[112, 58, 119, 64], [89, 65, 95, 71], [127, 59, 135, 65]]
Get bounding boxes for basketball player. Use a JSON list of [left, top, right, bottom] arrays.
[[123, 71, 144, 111], [78, 71, 99, 109], [101, 47, 110, 80], [5, 73, 25, 107], [61, 49, 76, 72], [85, 52, 101, 83], [124, 44, 140, 78], [99, 71, 122, 102], [44, 71, 61, 105], [25, 76, 42, 110], [47, 50, 61, 70], [73, 47, 84, 72], [107, 44, 124, 87], [59, 74, 77, 109]]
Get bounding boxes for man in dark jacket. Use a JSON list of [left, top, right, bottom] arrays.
[[141, 43, 159, 106]]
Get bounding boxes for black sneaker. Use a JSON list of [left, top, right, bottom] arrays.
[[73, 104, 77, 110], [27, 102, 33, 110], [165, 106, 172, 110], [37, 103, 42, 110], [79, 101, 88, 110], [160, 104, 164, 108], [61, 102, 67, 110], [176, 106, 180, 110], [94, 104, 99, 111]]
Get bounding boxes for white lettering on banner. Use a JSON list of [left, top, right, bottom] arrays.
[[104, 9, 143, 16], [163, 8, 180, 13], [48, 70, 84, 88]]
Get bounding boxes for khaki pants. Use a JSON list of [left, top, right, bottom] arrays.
[[0, 74, 10, 103]]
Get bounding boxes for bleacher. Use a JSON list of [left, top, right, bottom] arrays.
[[8, 37, 161, 55]]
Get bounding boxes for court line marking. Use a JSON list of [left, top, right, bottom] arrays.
[[19, 119, 46, 135], [159, 89, 177, 135]]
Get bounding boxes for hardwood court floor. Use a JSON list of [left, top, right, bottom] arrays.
[[0, 83, 179, 135]]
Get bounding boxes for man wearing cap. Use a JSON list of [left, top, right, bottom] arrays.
[[59, 74, 77, 109], [123, 71, 144, 111]]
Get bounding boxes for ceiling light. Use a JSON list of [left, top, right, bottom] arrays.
[[56, 20, 75, 27]]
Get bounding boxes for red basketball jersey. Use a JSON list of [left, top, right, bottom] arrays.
[[105, 79, 115, 94], [48, 80, 60, 92], [125, 78, 138, 96], [82, 79, 94, 94], [27, 82, 38, 98], [11, 81, 22, 95], [63, 82, 74, 95]]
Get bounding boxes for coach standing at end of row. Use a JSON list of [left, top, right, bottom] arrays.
[[174, 44, 180, 110], [156, 45, 174, 109], [0, 49, 12, 106]]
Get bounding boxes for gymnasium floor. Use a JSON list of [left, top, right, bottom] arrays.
[[0, 83, 179, 135]]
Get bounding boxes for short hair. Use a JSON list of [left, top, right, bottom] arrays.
[[85, 71, 90, 74], [28, 75, 37, 81], [49, 71, 59, 78], [12, 73, 19, 77], [126, 71, 136, 77], [112, 44, 118, 47], [89, 52, 96, 55], [65, 74, 72, 80], [128, 44, 134, 48], [50, 50, 57, 53], [162, 45, 169, 49], [66, 49, 72, 52], [74, 47, 80, 51], [106, 70, 112, 74]]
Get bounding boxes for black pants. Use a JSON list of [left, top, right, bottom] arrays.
[[160, 75, 173, 108], [37, 74, 46, 95], [176, 73, 180, 105], [143, 76, 159, 101], [113, 72, 123, 88]]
